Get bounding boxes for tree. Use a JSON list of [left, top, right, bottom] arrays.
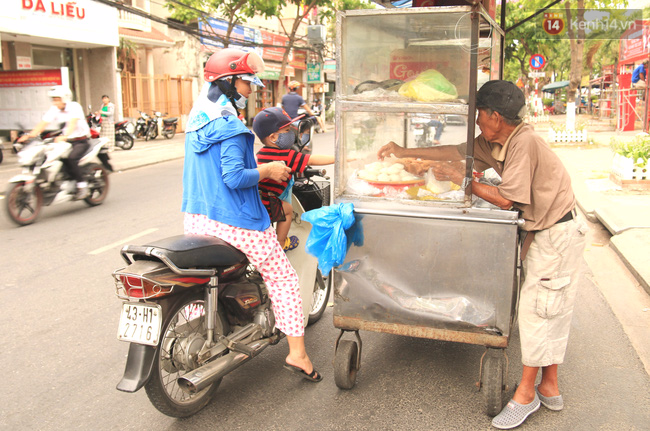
[[165, 0, 281, 48]]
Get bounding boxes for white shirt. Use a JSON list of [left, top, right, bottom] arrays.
[[42, 101, 90, 139]]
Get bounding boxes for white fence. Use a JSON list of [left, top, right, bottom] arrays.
[[548, 129, 588, 143]]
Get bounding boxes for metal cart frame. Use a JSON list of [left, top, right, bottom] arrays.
[[332, 4, 522, 416]]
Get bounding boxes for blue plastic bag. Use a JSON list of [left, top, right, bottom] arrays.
[[302, 203, 360, 274]]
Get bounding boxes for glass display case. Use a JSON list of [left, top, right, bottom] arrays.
[[334, 6, 503, 206]]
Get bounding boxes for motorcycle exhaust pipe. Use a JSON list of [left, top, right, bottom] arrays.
[[177, 338, 272, 394]]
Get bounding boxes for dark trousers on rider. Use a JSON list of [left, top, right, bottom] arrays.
[[64, 138, 90, 183]]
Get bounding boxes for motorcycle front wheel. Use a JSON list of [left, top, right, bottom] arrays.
[[145, 292, 229, 418], [83, 163, 110, 206], [146, 126, 158, 141], [308, 269, 331, 325], [5, 181, 43, 226]]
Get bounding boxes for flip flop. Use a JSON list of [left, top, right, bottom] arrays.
[[283, 363, 323, 383], [283, 235, 299, 252]]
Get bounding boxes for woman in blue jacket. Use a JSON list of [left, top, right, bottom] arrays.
[[182, 49, 321, 382]]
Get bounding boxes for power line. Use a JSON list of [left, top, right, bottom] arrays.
[[93, 0, 316, 52]]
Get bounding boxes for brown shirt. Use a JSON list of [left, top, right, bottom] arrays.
[[470, 124, 575, 231]]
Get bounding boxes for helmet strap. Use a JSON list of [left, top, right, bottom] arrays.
[[216, 77, 243, 110]]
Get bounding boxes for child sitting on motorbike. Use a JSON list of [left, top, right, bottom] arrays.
[[253, 107, 334, 252]]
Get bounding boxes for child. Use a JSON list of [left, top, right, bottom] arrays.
[[253, 107, 334, 251]]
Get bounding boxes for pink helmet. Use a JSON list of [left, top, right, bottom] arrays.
[[204, 48, 265, 86]]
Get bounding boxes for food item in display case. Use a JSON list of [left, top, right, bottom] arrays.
[[398, 69, 458, 102], [357, 161, 423, 185]]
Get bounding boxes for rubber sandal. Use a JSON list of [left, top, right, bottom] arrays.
[[283, 363, 323, 382], [283, 235, 299, 251], [536, 385, 564, 411], [491, 393, 540, 429]]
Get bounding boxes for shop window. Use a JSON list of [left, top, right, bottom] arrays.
[[32, 47, 64, 69]]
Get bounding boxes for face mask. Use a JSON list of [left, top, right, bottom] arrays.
[[234, 93, 247, 109], [276, 131, 295, 150]]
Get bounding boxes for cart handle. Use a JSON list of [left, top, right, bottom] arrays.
[[353, 208, 525, 226]]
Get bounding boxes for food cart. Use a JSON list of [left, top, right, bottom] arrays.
[[331, 4, 522, 415]]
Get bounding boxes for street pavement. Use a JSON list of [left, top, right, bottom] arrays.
[[1, 117, 649, 378]]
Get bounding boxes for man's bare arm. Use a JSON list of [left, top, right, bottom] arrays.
[[471, 181, 513, 210]]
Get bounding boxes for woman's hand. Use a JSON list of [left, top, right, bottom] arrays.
[[259, 161, 291, 183], [376, 141, 404, 160]]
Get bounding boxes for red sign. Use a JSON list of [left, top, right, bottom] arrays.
[[389, 49, 446, 81], [619, 20, 649, 63], [529, 54, 546, 70], [0, 69, 63, 87], [261, 30, 288, 63], [289, 50, 307, 70], [21, 0, 86, 19], [543, 13, 564, 35]]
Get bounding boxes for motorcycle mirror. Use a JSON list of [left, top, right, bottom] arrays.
[[295, 118, 313, 151]]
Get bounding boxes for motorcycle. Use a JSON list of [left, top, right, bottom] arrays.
[[112, 119, 331, 417], [134, 110, 151, 140], [145, 111, 179, 141], [86, 108, 135, 150], [5, 130, 110, 226], [411, 115, 445, 148]]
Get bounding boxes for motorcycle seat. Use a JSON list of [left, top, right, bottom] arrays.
[[141, 234, 247, 269], [163, 118, 178, 124], [115, 120, 129, 128]]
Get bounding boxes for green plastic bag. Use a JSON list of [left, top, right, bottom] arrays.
[[398, 69, 458, 102]]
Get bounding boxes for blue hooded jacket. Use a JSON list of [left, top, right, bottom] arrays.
[[182, 84, 270, 231]]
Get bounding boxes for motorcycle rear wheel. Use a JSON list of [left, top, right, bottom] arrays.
[[117, 132, 134, 150], [83, 163, 110, 206], [145, 292, 228, 418], [162, 125, 176, 139], [5, 182, 43, 226]]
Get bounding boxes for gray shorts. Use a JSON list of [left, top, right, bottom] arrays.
[[518, 215, 588, 367]]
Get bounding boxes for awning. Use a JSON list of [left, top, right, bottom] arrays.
[[119, 27, 174, 47], [542, 80, 570, 92]]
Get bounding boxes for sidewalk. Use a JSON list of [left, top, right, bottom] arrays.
[[533, 114, 650, 297]]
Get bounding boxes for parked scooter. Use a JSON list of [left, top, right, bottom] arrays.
[[144, 111, 179, 141], [112, 119, 330, 417], [6, 130, 110, 225]]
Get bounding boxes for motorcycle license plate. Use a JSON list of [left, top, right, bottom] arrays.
[[413, 129, 424, 136], [117, 303, 162, 346]]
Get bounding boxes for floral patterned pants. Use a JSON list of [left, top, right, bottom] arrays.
[[184, 213, 305, 337]]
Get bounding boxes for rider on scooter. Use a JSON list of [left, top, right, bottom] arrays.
[[182, 49, 322, 382], [18, 85, 92, 199]]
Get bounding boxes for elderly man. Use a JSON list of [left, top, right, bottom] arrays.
[[377, 80, 588, 429]]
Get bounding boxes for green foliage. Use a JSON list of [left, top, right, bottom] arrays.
[[542, 97, 553, 107], [610, 135, 650, 167], [117, 37, 137, 70], [502, 0, 630, 88]]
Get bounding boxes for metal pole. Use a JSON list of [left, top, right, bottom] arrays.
[[465, 7, 479, 204]]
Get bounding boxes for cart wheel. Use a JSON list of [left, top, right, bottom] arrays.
[[334, 340, 359, 390], [483, 352, 505, 416]]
